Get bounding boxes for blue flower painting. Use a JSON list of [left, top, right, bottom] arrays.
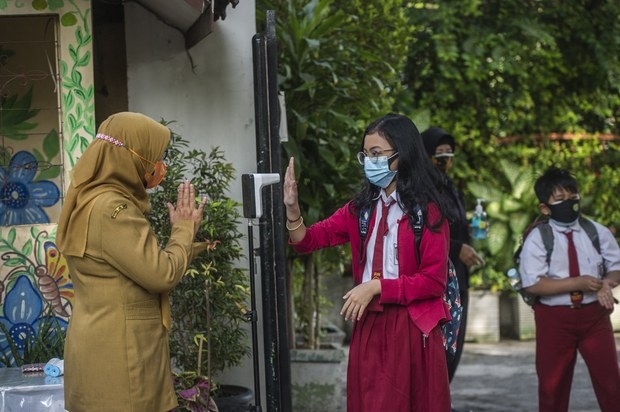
[[0, 151, 60, 225], [0, 276, 68, 367]]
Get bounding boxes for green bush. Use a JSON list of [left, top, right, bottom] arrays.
[[465, 140, 620, 292], [148, 123, 250, 380]]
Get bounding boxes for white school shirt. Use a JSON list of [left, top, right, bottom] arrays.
[[519, 218, 620, 306], [361, 190, 404, 284]]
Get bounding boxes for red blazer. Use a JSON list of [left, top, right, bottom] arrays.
[[290, 200, 451, 335]]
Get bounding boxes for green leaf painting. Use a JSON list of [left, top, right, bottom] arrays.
[[0, 87, 40, 140], [1, 0, 94, 168]]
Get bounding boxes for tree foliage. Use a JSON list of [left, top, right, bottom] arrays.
[[397, 0, 620, 290], [261, 0, 620, 320], [258, 0, 620, 334], [399, 0, 620, 138]]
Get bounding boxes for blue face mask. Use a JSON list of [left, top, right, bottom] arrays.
[[364, 156, 397, 188]]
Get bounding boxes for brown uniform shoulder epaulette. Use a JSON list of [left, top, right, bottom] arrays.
[[111, 203, 128, 219]]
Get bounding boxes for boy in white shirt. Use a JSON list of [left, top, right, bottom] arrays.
[[519, 166, 620, 412]]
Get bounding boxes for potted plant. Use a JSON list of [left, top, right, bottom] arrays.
[[172, 334, 218, 412], [148, 123, 252, 409]]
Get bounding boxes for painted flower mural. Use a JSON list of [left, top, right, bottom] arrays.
[[0, 151, 60, 225], [0, 0, 94, 367], [0, 275, 68, 367]]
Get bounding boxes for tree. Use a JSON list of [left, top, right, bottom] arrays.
[[397, 0, 620, 289], [399, 0, 620, 138]]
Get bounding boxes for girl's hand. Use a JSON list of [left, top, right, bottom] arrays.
[[283, 157, 301, 218], [283, 157, 298, 207], [283, 157, 309, 242], [340, 280, 381, 321]]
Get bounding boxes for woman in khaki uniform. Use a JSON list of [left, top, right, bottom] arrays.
[[56, 112, 207, 412]]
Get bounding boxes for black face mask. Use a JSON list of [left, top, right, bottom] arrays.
[[432, 153, 453, 173], [547, 198, 580, 224], [435, 157, 449, 172]]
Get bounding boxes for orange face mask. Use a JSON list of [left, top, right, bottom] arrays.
[[144, 160, 166, 189], [95, 133, 168, 188], [126, 147, 167, 189]]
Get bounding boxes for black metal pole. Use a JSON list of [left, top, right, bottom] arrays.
[[265, 10, 293, 412], [246, 222, 262, 412], [252, 10, 292, 412], [252, 32, 281, 411]]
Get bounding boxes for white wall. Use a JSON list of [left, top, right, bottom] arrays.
[[124, 2, 257, 188], [124, 0, 259, 392]]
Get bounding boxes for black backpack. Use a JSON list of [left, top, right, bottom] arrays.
[[509, 216, 602, 306], [358, 203, 462, 357]]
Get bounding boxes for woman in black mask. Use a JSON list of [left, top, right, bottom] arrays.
[[421, 127, 485, 394]]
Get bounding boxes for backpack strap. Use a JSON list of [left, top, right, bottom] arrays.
[[359, 202, 424, 260], [537, 223, 554, 265], [579, 216, 606, 274], [358, 205, 372, 244], [579, 217, 601, 253], [536, 217, 603, 270], [358, 204, 374, 264], [411, 205, 424, 261]]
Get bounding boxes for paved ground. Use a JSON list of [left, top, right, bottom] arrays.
[[293, 334, 620, 411], [450, 336, 620, 412]]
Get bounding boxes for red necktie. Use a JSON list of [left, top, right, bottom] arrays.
[[371, 199, 394, 280], [565, 231, 583, 308]]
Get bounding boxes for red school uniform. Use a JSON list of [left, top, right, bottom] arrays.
[[292, 198, 452, 412]]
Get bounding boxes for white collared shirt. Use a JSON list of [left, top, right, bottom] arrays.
[[519, 219, 620, 306], [361, 190, 405, 283]]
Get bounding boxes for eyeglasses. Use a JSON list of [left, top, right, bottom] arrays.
[[433, 152, 454, 159], [162, 149, 169, 161], [356, 149, 398, 165]]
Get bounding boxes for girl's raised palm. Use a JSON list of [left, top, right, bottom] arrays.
[[283, 157, 299, 209]]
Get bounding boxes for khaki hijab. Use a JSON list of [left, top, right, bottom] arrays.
[[56, 112, 170, 257]]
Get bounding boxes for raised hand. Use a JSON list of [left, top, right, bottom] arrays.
[[167, 179, 208, 238], [283, 157, 307, 241], [283, 157, 300, 213]]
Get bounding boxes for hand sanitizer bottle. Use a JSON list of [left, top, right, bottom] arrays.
[[471, 198, 488, 240]]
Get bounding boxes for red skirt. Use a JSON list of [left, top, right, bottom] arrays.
[[347, 303, 451, 412]]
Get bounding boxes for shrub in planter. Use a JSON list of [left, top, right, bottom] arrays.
[[173, 369, 218, 412], [148, 124, 251, 397]]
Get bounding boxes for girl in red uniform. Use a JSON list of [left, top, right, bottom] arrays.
[[284, 113, 453, 411]]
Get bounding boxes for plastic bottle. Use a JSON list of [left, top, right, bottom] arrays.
[[506, 268, 522, 291], [471, 198, 488, 240]]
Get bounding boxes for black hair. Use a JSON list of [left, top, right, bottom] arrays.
[[534, 166, 579, 204], [351, 113, 452, 229], [421, 126, 456, 157]]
